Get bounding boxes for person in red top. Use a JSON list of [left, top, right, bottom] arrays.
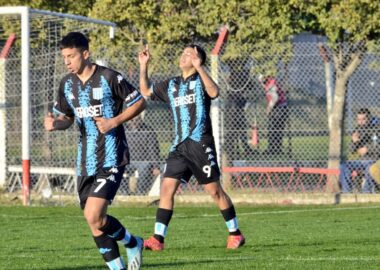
[[258, 74, 289, 155]]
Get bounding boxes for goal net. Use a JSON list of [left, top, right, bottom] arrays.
[[0, 7, 115, 196]]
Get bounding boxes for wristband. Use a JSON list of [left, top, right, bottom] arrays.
[[53, 119, 71, 130]]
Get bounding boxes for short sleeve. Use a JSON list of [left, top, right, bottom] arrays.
[[152, 79, 170, 103], [111, 73, 143, 108], [53, 80, 74, 118]]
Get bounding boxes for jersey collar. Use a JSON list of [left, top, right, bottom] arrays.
[[179, 72, 198, 84]]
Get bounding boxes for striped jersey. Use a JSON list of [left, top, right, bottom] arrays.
[[152, 72, 215, 151], [53, 64, 143, 176]]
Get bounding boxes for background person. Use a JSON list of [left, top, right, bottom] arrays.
[[340, 108, 378, 193], [258, 74, 288, 155], [369, 160, 380, 185]]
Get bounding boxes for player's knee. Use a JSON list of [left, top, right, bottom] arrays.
[[160, 181, 177, 199], [207, 188, 223, 200], [84, 210, 105, 229], [160, 188, 176, 200]]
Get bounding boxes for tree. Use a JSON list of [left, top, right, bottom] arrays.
[[0, 0, 96, 166], [300, 1, 380, 192], [3, 0, 377, 192], [0, 0, 95, 16], [89, 0, 216, 74], [89, 0, 379, 192], [197, 0, 380, 192]]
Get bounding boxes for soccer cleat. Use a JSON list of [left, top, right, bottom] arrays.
[[126, 237, 143, 270], [226, 234, 245, 249], [144, 236, 164, 251]]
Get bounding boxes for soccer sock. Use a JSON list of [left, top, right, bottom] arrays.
[[153, 208, 173, 243], [221, 205, 241, 236], [93, 233, 126, 270], [99, 215, 137, 248]]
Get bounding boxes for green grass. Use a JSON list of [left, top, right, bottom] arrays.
[[1, 204, 380, 269]]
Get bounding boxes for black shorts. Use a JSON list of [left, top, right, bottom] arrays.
[[164, 137, 221, 185], [77, 166, 125, 209]]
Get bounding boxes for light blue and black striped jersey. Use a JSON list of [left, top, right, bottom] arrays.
[[152, 72, 216, 151], [53, 64, 143, 176]]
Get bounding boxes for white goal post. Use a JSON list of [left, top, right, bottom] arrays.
[[0, 6, 116, 205]]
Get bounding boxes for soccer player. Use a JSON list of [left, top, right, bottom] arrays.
[[44, 32, 145, 270], [138, 44, 245, 250]]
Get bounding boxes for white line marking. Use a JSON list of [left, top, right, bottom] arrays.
[[1, 254, 379, 262], [1, 205, 380, 221]]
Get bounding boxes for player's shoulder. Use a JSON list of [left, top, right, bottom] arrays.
[[191, 73, 203, 85], [190, 72, 200, 80], [96, 65, 125, 82], [154, 76, 179, 90], [59, 73, 75, 87], [62, 72, 75, 81], [170, 75, 182, 84]]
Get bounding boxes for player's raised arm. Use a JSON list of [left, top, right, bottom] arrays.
[[196, 65, 219, 99], [192, 47, 219, 99], [139, 45, 153, 97], [44, 112, 73, 131]]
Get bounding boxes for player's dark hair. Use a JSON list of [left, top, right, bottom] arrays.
[[185, 44, 206, 65], [357, 108, 371, 118], [60, 32, 89, 51]]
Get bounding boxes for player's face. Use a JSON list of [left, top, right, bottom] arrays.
[[357, 113, 368, 126], [179, 47, 195, 69], [61, 47, 89, 74]]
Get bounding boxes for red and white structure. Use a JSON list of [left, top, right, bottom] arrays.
[[210, 26, 229, 164], [0, 6, 116, 205]]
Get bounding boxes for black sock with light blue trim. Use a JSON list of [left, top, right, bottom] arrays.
[[221, 205, 241, 236], [93, 233, 126, 269], [153, 208, 173, 243], [99, 215, 137, 248]]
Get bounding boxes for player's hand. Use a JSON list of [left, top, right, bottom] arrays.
[[152, 167, 160, 177], [44, 112, 55, 131], [94, 116, 116, 134], [352, 131, 360, 143], [191, 47, 202, 69], [357, 146, 368, 156], [138, 44, 150, 66]]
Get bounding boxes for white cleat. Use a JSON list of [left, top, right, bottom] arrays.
[[126, 237, 143, 270]]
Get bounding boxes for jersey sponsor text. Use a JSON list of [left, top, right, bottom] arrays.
[[174, 94, 195, 107], [75, 104, 103, 118], [125, 90, 140, 102]]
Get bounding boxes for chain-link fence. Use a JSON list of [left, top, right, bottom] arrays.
[[1, 11, 379, 199]]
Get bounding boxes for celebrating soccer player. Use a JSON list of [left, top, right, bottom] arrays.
[[44, 32, 145, 270], [138, 44, 245, 250]]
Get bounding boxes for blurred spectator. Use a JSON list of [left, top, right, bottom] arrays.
[[224, 66, 255, 161], [369, 160, 380, 185], [125, 112, 161, 195], [340, 108, 379, 193], [371, 115, 380, 127], [258, 74, 289, 155]]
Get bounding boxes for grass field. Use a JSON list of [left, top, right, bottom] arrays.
[[1, 203, 380, 270]]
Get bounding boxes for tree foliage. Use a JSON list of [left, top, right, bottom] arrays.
[[1, 1, 379, 68], [0, 0, 95, 16], [0, 1, 379, 190]]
